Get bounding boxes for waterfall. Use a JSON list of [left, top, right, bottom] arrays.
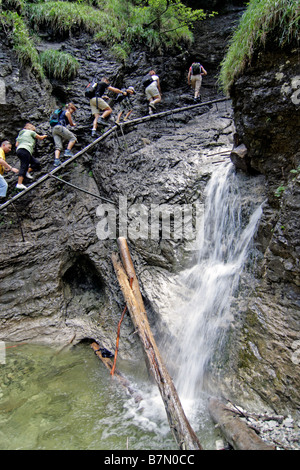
[[168, 162, 264, 401]]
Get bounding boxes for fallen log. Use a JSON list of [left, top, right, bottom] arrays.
[[208, 398, 276, 450], [112, 237, 203, 450], [110, 304, 128, 377], [91, 342, 142, 403]]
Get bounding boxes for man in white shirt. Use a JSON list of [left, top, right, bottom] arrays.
[[144, 70, 162, 114]]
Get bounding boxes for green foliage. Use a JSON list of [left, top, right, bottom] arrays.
[[274, 184, 286, 198], [219, 0, 299, 95], [26, 1, 107, 36], [110, 43, 131, 63], [39, 49, 79, 80], [25, 0, 205, 56], [290, 165, 300, 178], [0, 9, 45, 79], [1, 0, 208, 73]]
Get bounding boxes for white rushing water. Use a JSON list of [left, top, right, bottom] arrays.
[[166, 162, 264, 402]]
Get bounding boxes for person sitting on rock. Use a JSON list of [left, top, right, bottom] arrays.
[[114, 86, 136, 124], [15, 123, 47, 190], [0, 140, 19, 200], [89, 77, 126, 137], [52, 103, 77, 167]]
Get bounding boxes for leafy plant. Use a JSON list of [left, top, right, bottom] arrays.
[[219, 0, 299, 94], [0, 9, 45, 79], [1, 0, 209, 75], [290, 165, 300, 177], [39, 49, 79, 80], [25, 0, 205, 55], [275, 184, 286, 198]]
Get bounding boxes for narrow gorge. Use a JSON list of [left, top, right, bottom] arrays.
[[0, 0, 299, 451]]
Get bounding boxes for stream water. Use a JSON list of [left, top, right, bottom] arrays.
[[0, 162, 264, 450], [0, 342, 217, 450]]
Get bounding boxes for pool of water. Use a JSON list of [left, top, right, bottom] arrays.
[[0, 342, 218, 450]]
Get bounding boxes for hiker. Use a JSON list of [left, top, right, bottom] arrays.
[[0, 140, 19, 199], [15, 123, 47, 190], [143, 70, 161, 115], [188, 61, 207, 101], [114, 86, 136, 124], [89, 77, 126, 136], [52, 103, 77, 167]]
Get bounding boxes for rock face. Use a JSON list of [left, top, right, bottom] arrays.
[[227, 44, 300, 412], [0, 6, 299, 416]]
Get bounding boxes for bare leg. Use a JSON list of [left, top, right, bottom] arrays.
[[92, 113, 100, 131], [116, 111, 122, 124], [124, 110, 133, 121], [67, 140, 75, 151], [102, 107, 112, 119]]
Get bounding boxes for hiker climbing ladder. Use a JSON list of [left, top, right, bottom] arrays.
[[0, 97, 229, 212]]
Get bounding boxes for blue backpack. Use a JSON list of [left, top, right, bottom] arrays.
[[49, 108, 63, 127]]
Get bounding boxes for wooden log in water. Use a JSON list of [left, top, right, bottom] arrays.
[[112, 237, 203, 450], [91, 342, 142, 403], [208, 398, 276, 450]]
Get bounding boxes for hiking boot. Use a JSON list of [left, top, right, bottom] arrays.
[[98, 118, 110, 127], [91, 130, 97, 137], [16, 183, 27, 190], [64, 149, 74, 157], [53, 159, 61, 167]]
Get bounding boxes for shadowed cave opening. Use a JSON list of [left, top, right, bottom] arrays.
[[61, 254, 107, 317]]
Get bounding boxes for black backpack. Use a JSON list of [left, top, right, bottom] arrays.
[[85, 79, 98, 99], [49, 107, 63, 127], [142, 74, 153, 88], [191, 62, 201, 75]]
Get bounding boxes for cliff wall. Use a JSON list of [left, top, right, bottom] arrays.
[[0, 5, 299, 414], [227, 43, 300, 411]]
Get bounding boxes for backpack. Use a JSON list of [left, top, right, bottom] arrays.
[[142, 74, 153, 89], [191, 62, 201, 75], [49, 108, 63, 127], [85, 79, 98, 99], [114, 90, 126, 104]]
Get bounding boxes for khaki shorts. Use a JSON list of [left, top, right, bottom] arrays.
[[145, 82, 160, 100], [52, 125, 77, 151], [90, 97, 110, 115], [191, 74, 202, 94]]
